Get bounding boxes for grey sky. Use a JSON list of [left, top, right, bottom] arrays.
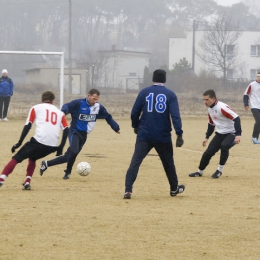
[[215, 0, 242, 6]]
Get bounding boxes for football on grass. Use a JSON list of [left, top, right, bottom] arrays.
[[77, 162, 91, 176]]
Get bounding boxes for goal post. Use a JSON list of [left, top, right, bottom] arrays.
[[0, 50, 65, 108]]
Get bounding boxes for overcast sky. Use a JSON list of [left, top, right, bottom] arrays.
[[216, 0, 242, 6]]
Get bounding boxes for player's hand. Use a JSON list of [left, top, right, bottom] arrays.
[[234, 136, 241, 144], [56, 146, 63, 156], [244, 106, 249, 111], [176, 135, 184, 147], [11, 142, 21, 153], [134, 128, 139, 134], [202, 138, 208, 147]]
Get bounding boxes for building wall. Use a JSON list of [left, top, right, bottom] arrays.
[[169, 30, 260, 81], [26, 68, 88, 95], [99, 51, 150, 91]]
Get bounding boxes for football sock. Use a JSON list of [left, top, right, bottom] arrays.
[[198, 169, 203, 174], [2, 158, 18, 176], [217, 165, 224, 173], [0, 174, 7, 182]]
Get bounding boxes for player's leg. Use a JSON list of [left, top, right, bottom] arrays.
[[190, 134, 222, 177], [155, 141, 185, 196], [211, 133, 236, 178], [124, 139, 152, 198], [0, 96, 4, 119], [63, 132, 86, 179], [251, 108, 260, 143], [3, 96, 10, 120], [0, 158, 19, 187]]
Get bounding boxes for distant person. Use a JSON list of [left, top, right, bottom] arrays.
[[189, 89, 242, 179], [0, 91, 69, 190], [39, 88, 120, 180], [123, 69, 185, 199], [0, 69, 14, 121], [243, 72, 260, 144]]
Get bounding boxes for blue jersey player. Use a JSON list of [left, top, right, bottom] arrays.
[[40, 88, 120, 179], [123, 69, 185, 199]]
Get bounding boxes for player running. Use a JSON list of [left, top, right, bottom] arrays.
[[189, 89, 242, 178], [39, 88, 120, 180], [0, 91, 69, 190]]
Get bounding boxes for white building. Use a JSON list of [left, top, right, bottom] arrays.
[[97, 47, 150, 92], [169, 30, 260, 81]]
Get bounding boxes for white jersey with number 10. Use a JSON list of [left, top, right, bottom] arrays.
[[25, 103, 68, 146]]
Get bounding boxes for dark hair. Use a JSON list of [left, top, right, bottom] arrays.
[[42, 91, 55, 102], [152, 69, 166, 83], [88, 88, 100, 96], [203, 89, 216, 99]]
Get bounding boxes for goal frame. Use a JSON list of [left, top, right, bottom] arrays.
[[0, 50, 65, 108]]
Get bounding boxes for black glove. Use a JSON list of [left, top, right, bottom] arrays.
[[56, 146, 63, 156], [176, 135, 184, 147], [134, 128, 139, 134], [11, 142, 21, 153]]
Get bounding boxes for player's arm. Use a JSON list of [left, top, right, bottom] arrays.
[[11, 107, 35, 153], [11, 122, 32, 153], [56, 127, 69, 156], [243, 85, 251, 110], [97, 105, 120, 133], [203, 114, 215, 147]]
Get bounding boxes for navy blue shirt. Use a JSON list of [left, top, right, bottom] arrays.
[[131, 84, 183, 143], [62, 98, 119, 133]]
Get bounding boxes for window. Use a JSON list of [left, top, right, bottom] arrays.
[[227, 69, 233, 79], [250, 69, 260, 80], [226, 45, 234, 57], [251, 45, 260, 56]]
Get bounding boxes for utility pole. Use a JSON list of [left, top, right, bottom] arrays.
[[192, 20, 196, 74], [68, 0, 72, 94], [91, 65, 95, 88]]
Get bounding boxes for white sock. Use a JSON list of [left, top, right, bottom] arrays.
[[217, 165, 224, 173], [198, 169, 203, 175]]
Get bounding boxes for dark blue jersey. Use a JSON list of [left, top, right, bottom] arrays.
[[131, 84, 183, 143], [61, 98, 119, 133]]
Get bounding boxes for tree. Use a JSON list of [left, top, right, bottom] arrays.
[[171, 57, 191, 74], [197, 15, 242, 87]]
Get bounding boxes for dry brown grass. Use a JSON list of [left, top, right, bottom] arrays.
[[0, 113, 259, 259]]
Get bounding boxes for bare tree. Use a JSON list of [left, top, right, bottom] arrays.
[[197, 15, 242, 87]]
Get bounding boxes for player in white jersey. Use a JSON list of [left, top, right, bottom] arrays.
[[0, 91, 69, 190], [243, 72, 260, 144], [189, 90, 242, 178]]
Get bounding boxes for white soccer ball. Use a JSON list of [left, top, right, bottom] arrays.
[[77, 162, 91, 176]]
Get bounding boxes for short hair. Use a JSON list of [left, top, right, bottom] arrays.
[[88, 88, 100, 96], [203, 89, 216, 99], [257, 72, 260, 75], [42, 91, 55, 102]]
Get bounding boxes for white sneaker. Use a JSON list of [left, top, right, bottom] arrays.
[[0, 118, 1, 121], [3, 118, 8, 121]]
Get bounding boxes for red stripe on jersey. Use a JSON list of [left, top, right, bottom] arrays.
[[246, 85, 252, 95], [61, 115, 69, 128], [208, 114, 214, 125], [28, 107, 36, 123], [221, 108, 234, 119]]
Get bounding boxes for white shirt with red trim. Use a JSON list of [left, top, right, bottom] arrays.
[[244, 81, 260, 109], [208, 101, 238, 134], [25, 103, 68, 146]]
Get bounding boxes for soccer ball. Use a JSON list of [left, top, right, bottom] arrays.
[[77, 162, 91, 176]]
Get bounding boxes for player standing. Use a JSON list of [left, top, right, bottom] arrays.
[[39, 88, 120, 179], [243, 72, 260, 144], [0, 91, 69, 190], [189, 89, 242, 178], [123, 69, 185, 199]]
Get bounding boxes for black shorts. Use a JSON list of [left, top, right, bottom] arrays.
[[13, 137, 57, 163]]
